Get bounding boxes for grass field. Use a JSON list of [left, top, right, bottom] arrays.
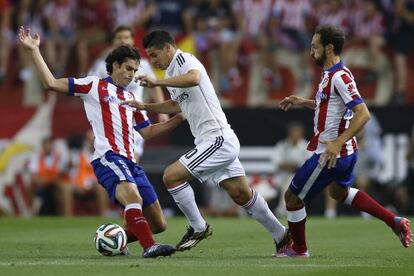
[[0, 216, 413, 276]]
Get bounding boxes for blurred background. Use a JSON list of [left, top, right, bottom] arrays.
[[0, 0, 414, 220]]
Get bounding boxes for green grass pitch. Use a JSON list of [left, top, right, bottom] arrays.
[[0, 216, 413, 276]]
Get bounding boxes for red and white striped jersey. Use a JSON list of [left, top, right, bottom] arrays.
[[307, 61, 363, 156], [68, 76, 149, 162]]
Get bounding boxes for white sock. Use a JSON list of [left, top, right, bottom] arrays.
[[243, 189, 286, 242], [168, 182, 206, 232]]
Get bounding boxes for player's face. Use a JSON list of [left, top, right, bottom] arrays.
[[146, 46, 171, 70], [112, 58, 139, 87], [113, 30, 134, 48], [310, 34, 327, 67]]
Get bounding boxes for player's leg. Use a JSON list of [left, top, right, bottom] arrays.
[[163, 160, 211, 250], [143, 200, 167, 234], [330, 182, 413, 248], [219, 174, 291, 254], [277, 153, 334, 257], [92, 152, 175, 257]]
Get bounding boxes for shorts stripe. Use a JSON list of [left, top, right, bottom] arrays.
[[298, 162, 324, 200], [188, 136, 224, 170], [100, 155, 128, 181]]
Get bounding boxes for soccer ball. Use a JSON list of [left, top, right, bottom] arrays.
[[94, 223, 127, 256]]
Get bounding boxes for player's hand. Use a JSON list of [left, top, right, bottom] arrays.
[[173, 112, 186, 121], [136, 75, 158, 88], [121, 100, 145, 110], [279, 95, 304, 111], [158, 113, 169, 123], [319, 139, 342, 169], [18, 26, 40, 50]]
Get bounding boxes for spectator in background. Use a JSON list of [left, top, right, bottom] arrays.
[[75, 0, 111, 76], [88, 25, 168, 162], [350, 0, 386, 82], [67, 130, 110, 216], [193, 0, 238, 93], [43, 0, 76, 76], [386, 0, 414, 105], [269, 0, 313, 85], [150, 0, 193, 36], [0, 0, 11, 83], [271, 122, 310, 216], [394, 125, 414, 215], [234, 0, 273, 91], [315, 0, 350, 35], [28, 136, 70, 216]]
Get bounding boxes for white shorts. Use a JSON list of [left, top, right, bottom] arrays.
[[179, 133, 246, 185]]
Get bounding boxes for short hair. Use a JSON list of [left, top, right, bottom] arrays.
[[105, 45, 140, 74], [143, 30, 176, 49], [111, 25, 134, 42], [315, 25, 345, 55]]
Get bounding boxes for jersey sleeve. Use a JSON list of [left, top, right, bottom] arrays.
[[333, 71, 363, 109], [133, 110, 151, 131], [68, 76, 97, 98]]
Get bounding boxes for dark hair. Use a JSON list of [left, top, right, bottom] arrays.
[[111, 25, 134, 42], [315, 25, 345, 55], [105, 45, 140, 74], [143, 30, 176, 49]]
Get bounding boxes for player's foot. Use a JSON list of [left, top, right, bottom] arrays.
[[176, 223, 212, 251], [142, 243, 176, 258], [273, 245, 310, 258], [393, 217, 413, 248], [272, 228, 293, 256], [121, 246, 132, 256]]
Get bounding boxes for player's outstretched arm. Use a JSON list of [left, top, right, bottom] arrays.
[[280, 95, 316, 111], [18, 26, 68, 94], [137, 69, 201, 88], [122, 99, 181, 114], [138, 113, 186, 140]]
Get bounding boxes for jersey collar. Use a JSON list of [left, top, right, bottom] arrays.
[[324, 60, 344, 73], [103, 76, 126, 90]]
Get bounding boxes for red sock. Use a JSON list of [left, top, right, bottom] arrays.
[[124, 227, 138, 243], [351, 191, 396, 228], [124, 207, 155, 249], [287, 206, 307, 254]]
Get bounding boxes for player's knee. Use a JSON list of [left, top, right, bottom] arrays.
[[284, 189, 302, 208], [329, 186, 348, 201], [151, 221, 167, 234]]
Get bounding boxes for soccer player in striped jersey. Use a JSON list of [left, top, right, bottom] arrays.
[[18, 26, 182, 258], [122, 30, 292, 255], [277, 25, 412, 258]]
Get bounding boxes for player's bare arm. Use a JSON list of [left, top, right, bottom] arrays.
[[280, 95, 316, 111], [138, 70, 200, 88], [320, 103, 370, 169], [138, 113, 185, 140], [18, 27, 68, 94], [122, 99, 181, 114]]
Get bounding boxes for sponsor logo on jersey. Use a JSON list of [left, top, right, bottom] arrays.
[[176, 92, 189, 103]]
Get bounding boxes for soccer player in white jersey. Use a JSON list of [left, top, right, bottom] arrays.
[[18, 26, 182, 258], [277, 25, 412, 257], [88, 25, 169, 162], [122, 30, 292, 255]]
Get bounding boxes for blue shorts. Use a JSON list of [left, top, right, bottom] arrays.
[[91, 151, 158, 208], [289, 152, 358, 201]]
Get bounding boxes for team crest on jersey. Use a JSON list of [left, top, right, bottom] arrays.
[[318, 73, 329, 91]]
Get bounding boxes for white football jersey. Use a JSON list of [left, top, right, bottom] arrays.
[[68, 76, 149, 161], [165, 49, 232, 145]]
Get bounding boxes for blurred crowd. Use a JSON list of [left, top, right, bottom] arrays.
[[1, 0, 414, 106]]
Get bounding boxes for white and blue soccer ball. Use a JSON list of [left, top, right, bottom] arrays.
[[94, 223, 127, 256]]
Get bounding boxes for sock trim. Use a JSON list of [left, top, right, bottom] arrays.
[[242, 189, 257, 209], [125, 203, 142, 212], [168, 182, 190, 195], [344, 188, 359, 205], [287, 207, 307, 223]]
